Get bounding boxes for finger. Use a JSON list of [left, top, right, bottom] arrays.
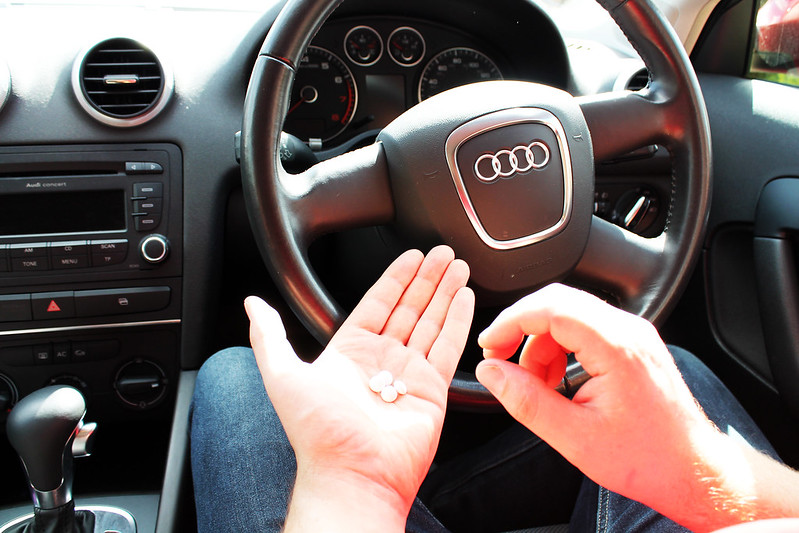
[[342, 249, 424, 334], [519, 333, 568, 389], [381, 245, 456, 344], [406, 258, 471, 355], [476, 358, 588, 460], [244, 296, 301, 385], [426, 286, 475, 384], [478, 284, 624, 376], [477, 294, 538, 360]]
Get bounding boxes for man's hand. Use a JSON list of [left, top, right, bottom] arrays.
[[246, 246, 474, 532], [475, 284, 799, 532]]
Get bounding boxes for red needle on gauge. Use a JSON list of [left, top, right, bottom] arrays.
[[288, 86, 318, 114], [287, 97, 305, 115]]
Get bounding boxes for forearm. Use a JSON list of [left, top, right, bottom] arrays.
[[647, 425, 799, 532], [284, 467, 411, 533]]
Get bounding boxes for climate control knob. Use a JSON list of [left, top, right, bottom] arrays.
[[140, 234, 169, 264], [0, 374, 18, 422]]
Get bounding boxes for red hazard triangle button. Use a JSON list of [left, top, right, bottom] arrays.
[[32, 293, 75, 320]]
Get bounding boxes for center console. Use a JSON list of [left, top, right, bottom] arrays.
[[0, 144, 183, 529]]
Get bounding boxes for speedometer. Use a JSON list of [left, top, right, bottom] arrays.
[[417, 47, 502, 102], [284, 46, 358, 144]]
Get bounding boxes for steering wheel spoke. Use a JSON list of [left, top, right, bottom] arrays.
[[571, 216, 665, 311], [577, 91, 668, 162], [280, 143, 394, 244]]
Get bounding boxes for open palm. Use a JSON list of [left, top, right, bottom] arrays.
[[246, 246, 474, 511]]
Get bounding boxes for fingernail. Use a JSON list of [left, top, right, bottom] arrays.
[[476, 362, 505, 390]]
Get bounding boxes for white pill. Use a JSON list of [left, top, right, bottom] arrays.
[[380, 385, 399, 403], [369, 376, 386, 393], [369, 370, 393, 393], [394, 380, 407, 395]]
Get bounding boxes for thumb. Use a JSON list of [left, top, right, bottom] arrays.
[[476, 359, 583, 456], [244, 296, 301, 384]]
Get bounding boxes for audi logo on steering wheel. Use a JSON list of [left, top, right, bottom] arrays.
[[473, 141, 551, 183]]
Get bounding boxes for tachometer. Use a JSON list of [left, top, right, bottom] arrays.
[[417, 47, 502, 102], [284, 46, 358, 145]]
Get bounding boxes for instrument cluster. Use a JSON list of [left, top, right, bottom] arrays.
[[283, 16, 509, 148]]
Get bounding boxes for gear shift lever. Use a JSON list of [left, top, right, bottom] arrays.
[[1, 386, 135, 533], [0, 385, 139, 533], [6, 385, 92, 511]]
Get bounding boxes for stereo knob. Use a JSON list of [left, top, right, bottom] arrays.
[[140, 234, 169, 264]]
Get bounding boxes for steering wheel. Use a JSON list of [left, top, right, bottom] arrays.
[[241, 0, 711, 409]]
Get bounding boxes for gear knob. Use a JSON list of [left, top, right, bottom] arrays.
[[6, 385, 91, 510]]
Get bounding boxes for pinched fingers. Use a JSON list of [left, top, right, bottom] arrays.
[[478, 284, 635, 378], [519, 333, 568, 389]]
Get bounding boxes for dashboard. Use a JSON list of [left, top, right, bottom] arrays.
[[286, 16, 562, 148], [287, 9, 571, 151]]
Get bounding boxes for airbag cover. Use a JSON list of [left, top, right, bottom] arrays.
[[378, 81, 593, 297]]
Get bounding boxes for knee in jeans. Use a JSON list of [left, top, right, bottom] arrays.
[[197, 346, 255, 384], [193, 347, 262, 409]]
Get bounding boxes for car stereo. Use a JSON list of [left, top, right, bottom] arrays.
[[0, 145, 180, 281]]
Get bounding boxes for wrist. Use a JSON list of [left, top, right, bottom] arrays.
[[284, 464, 412, 533]]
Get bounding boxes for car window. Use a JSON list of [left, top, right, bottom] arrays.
[[749, 0, 799, 87]]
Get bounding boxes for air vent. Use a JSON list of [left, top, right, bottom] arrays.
[[72, 38, 173, 127], [626, 68, 650, 91]]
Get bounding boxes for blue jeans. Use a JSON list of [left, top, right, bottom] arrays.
[[190, 346, 779, 532]]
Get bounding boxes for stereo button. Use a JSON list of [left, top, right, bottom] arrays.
[[53, 255, 90, 269], [9, 243, 47, 257], [31, 292, 76, 320], [92, 253, 126, 267], [91, 239, 128, 254], [134, 198, 163, 213], [53, 343, 71, 364], [135, 214, 161, 231], [50, 241, 89, 256], [126, 162, 164, 175], [11, 257, 49, 271], [133, 182, 163, 198], [75, 287, 170, 316], [0, 294, 32, 322], [33, 344, 53, 365]]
